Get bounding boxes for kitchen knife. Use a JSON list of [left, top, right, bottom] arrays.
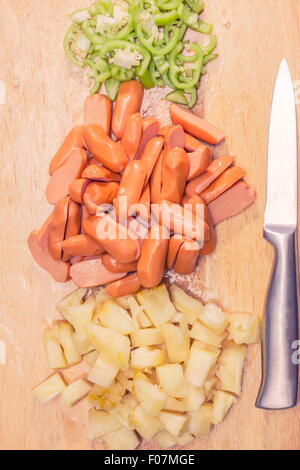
[[256, 59, 299, 410]]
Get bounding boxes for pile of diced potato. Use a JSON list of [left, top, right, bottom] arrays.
[[33, 284, 259, 450]]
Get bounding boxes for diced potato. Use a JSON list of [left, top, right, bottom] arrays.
[[94, 299, 137, 335], [190, 321, 227, 348], [62, 298, 95, 355], [203, 376, 218, 400], [188, 403, 212, 437], [162, 318, 190, 363], [131, 328, 163, 347], [57, 321, 82, 366], [123, 394, 138, 409], [159, 411, 188, 437], [169, 285, 203, 324], [116, 371, 133, 391], [184, 385, 206, 412], [43, 326, 67, 369], [176, 431, 194, 446], [154, 430, 177, 448], [131, 347, 166, 369], [56, 288, 86, 315], [83, 350, 99, 367], [130, 405, 163, 440], [88, 353, 119, 388], [109, 402, 136, 429], [127, 296, 152, 327], [217, 342, 248, 395], [86, 324, 130, 370], [87, 409, 121, 441], [164, 397, 186, 413], [156, 364, 188, 398], [228, 313, 259, 345], [94, 288, 111, 307], [61, 379, 91, 407], [211, 390, 237, 425], [138, 311, 153, 328], [134, 379, 166, 415], [185, 341, 220, 388], [73, 331, 94, 356], [62, 361, 91, 383], [135, 284, 176, 327], [198, 303, 229, 335], [102, 427, 140, 450], [115, 295, 131, 310], [32, 373, 66, 404]]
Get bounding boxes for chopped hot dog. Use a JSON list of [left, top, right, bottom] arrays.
[[84, 94, 112, 134], [49, 126, 84, 176], [167, 236, 185, 269], [106, 273, 142, 297], [82, 161, 121, 182], [135, 118, 160, 159], [61, 234, 105, 257], [112, 81, 144, 139], [164, 125, 185, 152], [84, 182, 119, 215], [70, 257, 127, 288], [184, 133, 203, 152], [201, 166, 246, 204], [121, 113, 143, 160], [187, 145, 212, 181], [175, 239, 200, 275], [114, 160, 147, 217], [140, 137, 164, 183], [69, 178, 91, 204], [150, 149, 165, 204], [48, 197, 69, 261], [160, 147, 190, 204], [102, 254, 138, 274]]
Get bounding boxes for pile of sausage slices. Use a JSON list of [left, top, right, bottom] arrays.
[[28, 80, 256, 297]]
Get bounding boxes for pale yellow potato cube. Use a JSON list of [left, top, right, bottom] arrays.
[[86, 323, 130, 370], [188, 403, 212, 437], [62, 296, 94, 331], [203, 376, 218, 400], [184, 385, 206, 412], [109, 402, 136, 429], [102, 427, 140, 450], [137, 311, 153, 328], [228, 313, 260, 345], [198, 303, 229, 335], [61, 378, 91, 407], [123, 394, 138, 409], [56, 288, 86, 315], [211, 390, 237, 425], [217, 342, 248, 395], [83, 350, 99, 367], [94, 288, 111, 307], [185, 341, 220, 388], [159, 411, 188, 437], [131, 328, 163, 347], [131, 347, 166, 369], [115, 295, 131, 310], [162, 319, 190, 363], [156, 364, 187, 397], [176, 432, 194, 446], [154, 430, 177, 448], [87, 409, 121, 441], [164, 397, 186, 413], [95, 299, 137, 335], [135, 284, 176, 327], [134, 379, 166, 415], [32, 373, 66, 404], [169, 285, 203, 324], [88, 353, 119, 388], [130, 405, 163, 440], [57, 321, 82, 366], [43, 326, 67, 369], [127, 296, 152, 327], [190, 321, 227, 348]]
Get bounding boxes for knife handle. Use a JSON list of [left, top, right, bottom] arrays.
[[256, 224, 299, 410]]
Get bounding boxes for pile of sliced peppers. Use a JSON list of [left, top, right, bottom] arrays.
[[64, 0, 217, 108]]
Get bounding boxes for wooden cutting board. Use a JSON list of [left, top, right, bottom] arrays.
[[0, 0, 299, 450]]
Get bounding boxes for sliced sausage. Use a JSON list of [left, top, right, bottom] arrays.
[[112, 80, 144, 139], [48, 197, 69, 261], [121, 113, 143, 160], [49, 126, 84, 176], [140, 137, 164, 183], [158, 126, 172, 137], [208, 181, 256, 226], [84, 124, 128, 173], [160, 147, 190, 204], [175, 239, 200, 275], [184, 133, 203, 152], [102, 254, 138, 273], [84, 94, 112, 134], [164, 125, 185, 152], [84, 181, 119, 215], [137, 224, 169, 288], [69, 178, 91, 204], [70, 257, 127, 288], [62, 234, 105, 257], [106, 273, 142, 297], [187, 145, 212, 181], [133, 183, 151, 222], [150, 149, 165, 203], [63, 200, 82, 260], [185, 155, 235, 198], [114, 160, 147, 217], [136, 118, 160, 158], [186, 195, 216, 255], [167, 236, 185, 269], [82, 161, 121, 182], [201, 166, 246, 204], [46, 148, 88, 205], [170, 104, 225, 145]]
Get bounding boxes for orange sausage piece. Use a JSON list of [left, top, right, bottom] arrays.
[[158, 126, 172, 137], [28, 215, 70, 282], [184, 133, 203, 152], [187, 145, 212, 181], [170, 104, 225, 145], [84, 182, 119, 215], [185, 155, 235, 198], [84, 94, 112, 134], [114, 160, 147, 217], [70, 257, 127, 288], [164, 125, 185, 152], [121, 113, 143, 160], [201, 166, 246, 204], [186, 195, 216, 255], [112, 80, 144, 139], [84, 124, 128, 173], [208, 181, 256, 226], [46, 148, 88, 205], [82, 161, 121, 182], [83, 215, 140, 264], [48, 197, 69, 261], [106, 273, 142, 297], [150, 149, 165, 203], [140, 137, 164, 183], [175, 239, 200, 275], [152, 200, 210, 241], [49, 126, 85, 176], [102, 254, 138, 274], [167, 236, 185, 269], [65, 200, 81, 239], [160, 147, 190, 204], [136, 118, 160, 158], [137, 224, 169, 288], [61, 234, 105, 257], [69, 178, 91, 204], [134, 183, 151, 222]]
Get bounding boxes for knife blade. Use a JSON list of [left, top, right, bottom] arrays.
[[256, 59, 299, 410]]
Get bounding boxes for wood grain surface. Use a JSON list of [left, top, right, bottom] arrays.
[[0, 0, 300, 450]]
